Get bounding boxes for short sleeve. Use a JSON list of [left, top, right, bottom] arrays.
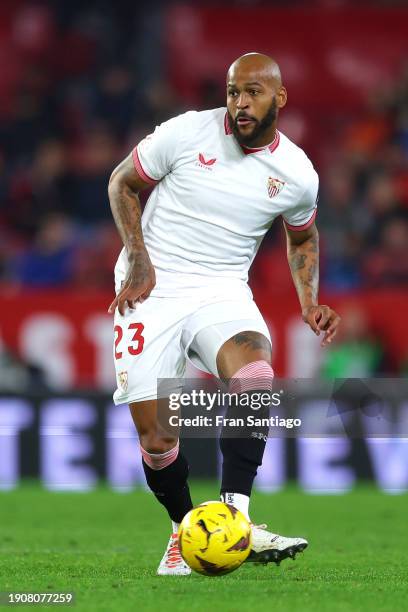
[[283, 169, 319, 231], [132, 113, 187, 184]]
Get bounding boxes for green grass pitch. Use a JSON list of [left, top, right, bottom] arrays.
[[0, 483, 407, 611]]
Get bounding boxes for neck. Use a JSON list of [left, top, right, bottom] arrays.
[[243, 129, 278, 149], [241, 123, 278, 148]]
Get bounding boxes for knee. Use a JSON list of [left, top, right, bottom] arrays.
[[217, 331, 272, 380], [140, 431, 178, 455], [140, 435, 180, 471]]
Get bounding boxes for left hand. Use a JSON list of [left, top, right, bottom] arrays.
[[302, 305, 341, 347]]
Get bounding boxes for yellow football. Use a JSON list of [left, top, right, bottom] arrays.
[[178, 501, 252, 576]]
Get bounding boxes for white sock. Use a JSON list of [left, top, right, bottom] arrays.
[[221, 493, 250, 521], [172, 521, 180, 534]]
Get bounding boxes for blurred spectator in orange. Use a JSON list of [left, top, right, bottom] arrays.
[[342, 92, 392, 160]]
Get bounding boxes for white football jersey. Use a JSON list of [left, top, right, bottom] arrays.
[[114, 108, 318, 297]]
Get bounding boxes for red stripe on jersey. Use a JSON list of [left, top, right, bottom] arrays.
[[132, 147, 158, 185], [268, 130, 280, 153], [283, 208, 317, 231], [241, 145, 266, 154], [241, 131, 280, 155]]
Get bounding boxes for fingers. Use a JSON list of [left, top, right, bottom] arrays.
[[321, 313, 341, 346], [108, 288, 139, 315], [304, 307, 320, 334], [108, 285, 128, 314], [138, 285, 153, 304], [326, 313, 341, 337], [309, 317, 320, 335], [108, 285, 151, 315], [316, 306, 331, 331], [321, 329, 335, 346], [304, 305, 341, 345], [308, 306, 332, 336], [108, 296, 119, 314], [116, 294, 128, 316]]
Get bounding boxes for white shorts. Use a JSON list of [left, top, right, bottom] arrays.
[[112, 292, 271, 404]]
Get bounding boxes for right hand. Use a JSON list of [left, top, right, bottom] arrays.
[[302, 304, 341, 347], [108, 250, 156, 315]]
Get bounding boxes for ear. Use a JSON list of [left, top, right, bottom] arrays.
[[276, 86, 287, 109]]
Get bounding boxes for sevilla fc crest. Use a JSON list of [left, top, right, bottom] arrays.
[[268, 177, 285, 198], [118, 371, 128, 392]]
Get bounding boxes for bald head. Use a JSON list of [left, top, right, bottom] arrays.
[[227, 53, 282, 87]]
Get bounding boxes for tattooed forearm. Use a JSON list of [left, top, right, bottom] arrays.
[[287, 227, 319, 310], [108, 155, 148, 260], [307, 234, 319, 254], [109, 182, 145, 257], [290, 253, 307, 271], [107, 154, 156, 311]]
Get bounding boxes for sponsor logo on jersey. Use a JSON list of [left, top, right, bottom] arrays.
[[196, 153, 217, 170], [267, 177, 285, 198], [118, 371, 128, 392]]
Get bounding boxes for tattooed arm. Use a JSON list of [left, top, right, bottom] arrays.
[[107, 153, 156, 315], [285, 222, 340, 346]]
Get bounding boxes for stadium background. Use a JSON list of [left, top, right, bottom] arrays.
[[0, 0, 407, 493]]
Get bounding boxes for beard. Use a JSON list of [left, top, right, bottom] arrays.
[[228, 97, 278, 146]]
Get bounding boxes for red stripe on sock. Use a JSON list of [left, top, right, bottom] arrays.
[[229, 360, 274, 395], [140, 441, 179, 470]]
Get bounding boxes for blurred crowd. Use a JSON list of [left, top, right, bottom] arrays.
[[0, 1, 408, 294]]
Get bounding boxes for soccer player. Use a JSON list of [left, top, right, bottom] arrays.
[[108, 53, 340, 575]]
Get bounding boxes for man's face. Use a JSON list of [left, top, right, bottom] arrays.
[[226, 65, 281, 146], [227, 97, 277, 146]]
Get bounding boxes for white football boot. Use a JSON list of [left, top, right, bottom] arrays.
[[157, 533, 191, 576], [247, 524, 308, 565]]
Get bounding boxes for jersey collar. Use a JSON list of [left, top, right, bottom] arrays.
[[224, 112, 280, 155]]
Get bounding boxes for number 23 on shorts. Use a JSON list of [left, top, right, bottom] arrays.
[[114, 323, 145, 359]]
